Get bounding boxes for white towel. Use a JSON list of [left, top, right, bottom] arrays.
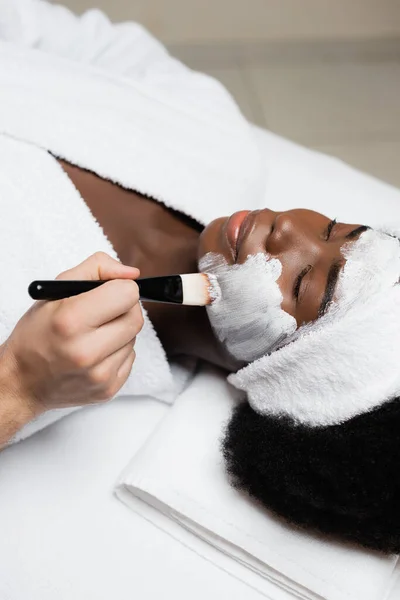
[[116, 362, 399, 600]]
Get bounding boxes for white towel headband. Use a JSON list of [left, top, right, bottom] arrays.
[[228, 226, 400, 427]]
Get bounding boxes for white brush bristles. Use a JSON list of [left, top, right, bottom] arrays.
[[181, 273, 220, 306]]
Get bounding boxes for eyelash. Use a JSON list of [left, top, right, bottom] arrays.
[[294, 264, 312, 302], [325, 218, 337, 241], [293, 219, 337, 303]]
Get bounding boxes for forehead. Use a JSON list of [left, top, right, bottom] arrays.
[[334, 228, 400, 307]]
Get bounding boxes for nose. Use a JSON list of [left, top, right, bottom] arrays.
[[266, 211, 318, 256]]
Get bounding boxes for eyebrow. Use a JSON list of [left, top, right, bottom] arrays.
[[318, 225, 369, 317], [345, 225, 370, 240]]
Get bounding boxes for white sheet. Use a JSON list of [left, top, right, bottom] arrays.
[[253, 127, 400, 225], [0, 396, 277, 600], [116, 363, 399, 600]]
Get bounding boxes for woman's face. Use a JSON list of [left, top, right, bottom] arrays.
[[198, 209, 368, 327]]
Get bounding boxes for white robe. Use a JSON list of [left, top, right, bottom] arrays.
[[0, 0, 266, 442]]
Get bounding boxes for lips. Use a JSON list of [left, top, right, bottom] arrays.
[[225, 211, 251, 259]]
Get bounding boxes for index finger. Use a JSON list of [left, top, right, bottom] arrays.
[[62, 278, 140, 329], [56, 251, 140, 282]]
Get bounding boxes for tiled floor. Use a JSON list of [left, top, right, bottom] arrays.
[[170, 40, 400, 189]]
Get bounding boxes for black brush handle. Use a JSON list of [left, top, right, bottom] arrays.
[[28, 276, 183, 304]]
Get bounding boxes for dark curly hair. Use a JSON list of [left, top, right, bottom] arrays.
[[222, 396, 400, 553]]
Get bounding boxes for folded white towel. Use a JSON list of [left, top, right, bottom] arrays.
[[116, 362, 399, 600]]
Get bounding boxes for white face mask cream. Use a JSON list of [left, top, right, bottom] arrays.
[[336, 228, 400, 307], [198, 252, 297, 363]]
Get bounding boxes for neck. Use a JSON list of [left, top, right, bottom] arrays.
[[56, 158, 237, 371], [146, 301, 240, 371], [128, 198, 239, 370], [136, 207, 238, 370]]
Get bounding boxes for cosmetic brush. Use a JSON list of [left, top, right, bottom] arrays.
[[28, 273, 220, 306]]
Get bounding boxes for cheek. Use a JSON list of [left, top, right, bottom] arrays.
[[269, 252, 297, 320], [276, 271, 295, 320], [276, 264, 318, 327], [273, 251, 318, 325], [203, 253, 298, 362]]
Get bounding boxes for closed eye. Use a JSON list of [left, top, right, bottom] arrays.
[[325, 218, 337, 241], [293, 264, 312, 302]]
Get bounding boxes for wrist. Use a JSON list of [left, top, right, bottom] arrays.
[[0, 343, 43, 445]]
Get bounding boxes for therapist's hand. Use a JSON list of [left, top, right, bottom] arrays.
[[2, 251, 143, 423]]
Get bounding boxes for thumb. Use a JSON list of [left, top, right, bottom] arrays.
[[56, 251, 140, 281]]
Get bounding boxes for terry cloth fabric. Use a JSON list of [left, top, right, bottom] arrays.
[[0, 0, 266, 442], [0, 134, 175, 443], [0, 0, 265, 226]]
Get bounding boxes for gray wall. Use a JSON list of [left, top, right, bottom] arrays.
[[51, 0, 400, 45]]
